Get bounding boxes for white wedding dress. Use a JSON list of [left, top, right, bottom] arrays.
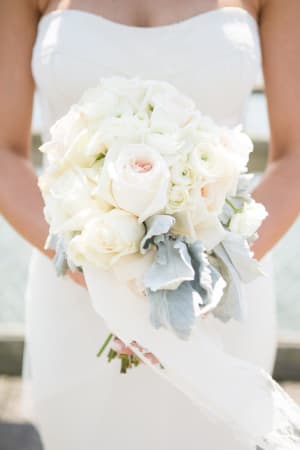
[[24, 7, 278, 450]]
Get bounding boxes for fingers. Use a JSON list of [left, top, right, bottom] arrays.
[[131, 340, 160, 365], [112, 337, 160, 365], [112, 337, 134, 356], [67, 270, 87, 288]]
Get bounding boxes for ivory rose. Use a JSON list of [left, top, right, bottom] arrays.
[[39, 168, 110, 235], [67, 209, 145, 269], [96, 143, 170, 222]]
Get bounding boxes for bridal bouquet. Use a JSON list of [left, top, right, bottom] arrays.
[[39, 76, 266, 333], [38, 77, 300, 449], [39, 77, 267, 366]]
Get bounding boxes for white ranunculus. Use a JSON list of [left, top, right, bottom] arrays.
[[67, 209, 145, 269], [166, 185, 190, 214], [97, 143, 170, 222], [40, 168, 110, 234], [195, 140, 239, 183], [170, 158, 199, 187], [229, 201, 268, 238]]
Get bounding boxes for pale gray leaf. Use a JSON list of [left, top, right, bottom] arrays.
[[147, 282, 196, 339], [53, 236, 70, 276], [219, 175, 253, 227], [144, 235, 194, 291], [188, 241, 221, 306], [236, 174, 255, 198], [211, 247, 246, 323], [140, 214, 175, 254], [45, 234, 75, 276], [222, 232, 263, 283], [219, 202, 234, 227]]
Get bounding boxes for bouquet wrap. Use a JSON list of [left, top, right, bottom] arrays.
[[39, 77, 300, 449]]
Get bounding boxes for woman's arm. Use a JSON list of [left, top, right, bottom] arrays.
[[0, 1, 55, 257], [252, 0, 300, 259]]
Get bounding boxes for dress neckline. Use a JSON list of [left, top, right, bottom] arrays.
[[39, 6, 258, 31]]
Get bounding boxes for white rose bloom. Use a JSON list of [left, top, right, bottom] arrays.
[[67, 209, 145, 269], [40, 169, 110, 234], [166, 185, 190, 214], [97, 143, 170, 222], [147, 84, 195, 133], [97, 116, 148, 149], [219, 126, 254, 171], [78, 78, 147, 121], [229, 201, 268, 238], [40, 106, 88, 164], [199, 178, 238, 215], [144, 132, 181, 157]]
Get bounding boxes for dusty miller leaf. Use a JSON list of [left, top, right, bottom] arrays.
[[211, 245, 246, 323], [147, 282, 196, 340], [144, 235, 194, 291], [140, 214, 175, 254], [188, 240, 225, 309], [222, 232, 263, 283]]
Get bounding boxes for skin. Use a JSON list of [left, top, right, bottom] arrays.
[[0, 0, 299, 363]]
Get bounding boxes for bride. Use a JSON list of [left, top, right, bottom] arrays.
[[1, 0, 299, 448]]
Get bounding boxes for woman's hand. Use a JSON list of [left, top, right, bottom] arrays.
[[67, 269, 160, 365], [112, 337, 160, 365], [67, 269, 87, 288]]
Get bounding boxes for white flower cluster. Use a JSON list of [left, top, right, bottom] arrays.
[[39, 77, 266, 270]]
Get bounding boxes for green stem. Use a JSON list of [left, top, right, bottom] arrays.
[[97, 333, 114, 358], [225, 198, 243, 214]]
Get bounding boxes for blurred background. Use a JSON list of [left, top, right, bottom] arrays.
[[0, 74, 300, 449]]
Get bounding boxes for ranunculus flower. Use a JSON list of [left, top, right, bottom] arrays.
[[67, 209, 145, 269], [96, 143, 170, 222], [229, 201, 268, 238], [166, 185, 190, 214], [170, 158, 199, 186]]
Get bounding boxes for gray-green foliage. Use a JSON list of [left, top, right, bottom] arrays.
[[212, 231, 262, 322], [45, 234, 71, 276], [142, 215, 225, 339]]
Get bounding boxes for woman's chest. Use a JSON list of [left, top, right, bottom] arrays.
[[32, 8, 261, 127]]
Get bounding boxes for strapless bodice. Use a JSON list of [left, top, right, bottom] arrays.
[[31, 7, 261, 142]]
